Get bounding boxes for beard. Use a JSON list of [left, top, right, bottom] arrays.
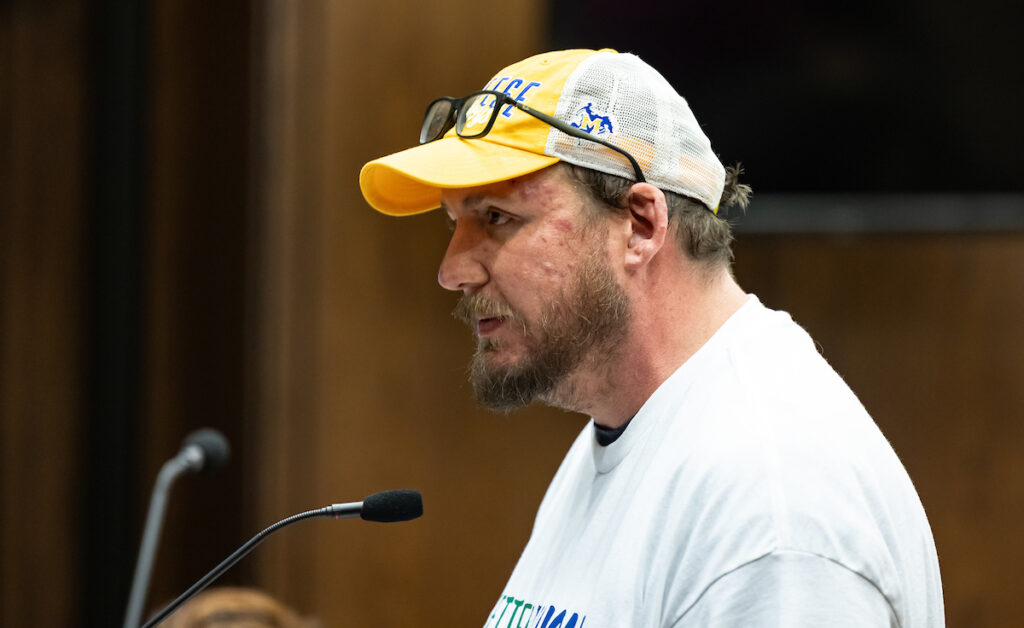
[[452, 252, 630, 413]]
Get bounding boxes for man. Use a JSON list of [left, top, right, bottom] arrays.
[[360, 49, 943, 627]]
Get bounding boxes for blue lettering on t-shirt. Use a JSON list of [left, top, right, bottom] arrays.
[[534, 607, 584, 628], [487, 596, 585, 628]]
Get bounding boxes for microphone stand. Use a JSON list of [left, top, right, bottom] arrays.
[[123, 451, 201, 628]]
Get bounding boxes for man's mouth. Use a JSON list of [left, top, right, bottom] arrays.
[[476, 316, 506, 336]]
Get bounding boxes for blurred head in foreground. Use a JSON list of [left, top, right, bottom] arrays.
[[160, 587, 320, 628]]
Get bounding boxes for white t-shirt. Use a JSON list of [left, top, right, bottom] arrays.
[[484, 296, 943, 628]]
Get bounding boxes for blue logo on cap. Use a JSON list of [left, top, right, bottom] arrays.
[[570, 103, 615, 135]]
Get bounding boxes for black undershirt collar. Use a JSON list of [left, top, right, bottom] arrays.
[[593, 418, 632, 447]]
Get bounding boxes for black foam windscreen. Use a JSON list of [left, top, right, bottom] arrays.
[[183, 428, 230, 472], [360, 489, 423, 523]]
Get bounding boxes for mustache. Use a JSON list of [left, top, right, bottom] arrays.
[[452, 293, 522, 327]]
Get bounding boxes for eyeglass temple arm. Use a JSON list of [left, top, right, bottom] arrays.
[[514, 102, 646, 183]]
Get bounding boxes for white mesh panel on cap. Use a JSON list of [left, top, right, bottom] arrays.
[[545, 51, 726, 210]]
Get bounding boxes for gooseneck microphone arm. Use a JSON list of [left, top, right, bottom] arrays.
[[140, 489, 423, 628], [139, 506, 336, 628], [124, 429, 230, 628]]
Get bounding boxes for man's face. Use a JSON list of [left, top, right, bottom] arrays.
[[439, 166, 630, 412]]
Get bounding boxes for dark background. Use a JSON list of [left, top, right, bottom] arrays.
[[2, 0, 1022, 626], [553, 0, 1023, 194]]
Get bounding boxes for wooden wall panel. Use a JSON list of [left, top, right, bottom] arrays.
[[253, 1, 559, 625], [142, 0, 252, 610], [734, 233, 1024, 627], [0, 0, 86, 625]]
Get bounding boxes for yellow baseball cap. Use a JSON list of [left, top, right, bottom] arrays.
[[359, 49, 725, 216]]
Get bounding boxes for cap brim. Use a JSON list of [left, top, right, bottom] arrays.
[[359, 137, 559, 216]]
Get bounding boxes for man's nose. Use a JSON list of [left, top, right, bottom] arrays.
[[437, 223, 488, 293]]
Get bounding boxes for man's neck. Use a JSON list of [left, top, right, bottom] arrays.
[[561, 268, 748, 428]]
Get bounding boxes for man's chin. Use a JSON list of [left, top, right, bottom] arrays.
[[469, 351, 539, 410], [477, 340, 526, 368]]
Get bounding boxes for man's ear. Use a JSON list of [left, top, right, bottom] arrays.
[[624, 182, 669, 270]]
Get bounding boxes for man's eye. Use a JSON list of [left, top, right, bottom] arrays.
[[444, 215, 456, 232], [486, 209, 511, 226]]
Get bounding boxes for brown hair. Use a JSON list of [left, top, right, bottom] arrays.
[[564, 163, 751, 269], [160, 587, 321, 628]]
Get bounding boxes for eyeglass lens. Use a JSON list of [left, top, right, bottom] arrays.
[[455, 92, 501, 139], [421, 99, 456, 144]]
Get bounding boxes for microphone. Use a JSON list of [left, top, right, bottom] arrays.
[[123, 428, 231, 628], [356, 488, 425, 522], [140, 489, 423, 628], [178, 428, 231, 473]]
